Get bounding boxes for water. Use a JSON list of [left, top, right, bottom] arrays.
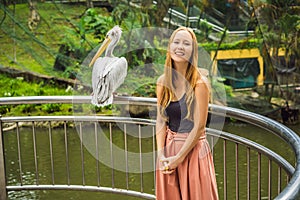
[[4, 123, 155, 200], [214, 121, 298, 200], [3, 121, 299, 199]]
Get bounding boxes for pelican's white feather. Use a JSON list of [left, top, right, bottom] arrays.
[[91, 57, 127, 106], [90, 26, 128, 107]]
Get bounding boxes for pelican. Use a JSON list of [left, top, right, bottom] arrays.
[[89, 25, 128, 107]]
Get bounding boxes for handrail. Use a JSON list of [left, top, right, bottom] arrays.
[[1, 115, 297, 198], [0, 95, 156, 106], [1, 114, 294, 178], [166, 8, 254, 36], [1, 115, 156, 125], [207, 128, 294, 176], [210, 104, 300, 200], [6, 185, 156, 200], [0, 95, 300, 199], [2, 116, 294, 199]]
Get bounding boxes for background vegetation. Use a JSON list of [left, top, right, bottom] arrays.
[[0, 0, 299, 118]]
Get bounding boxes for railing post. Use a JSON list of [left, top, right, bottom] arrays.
[[0, 116, 7, 200]]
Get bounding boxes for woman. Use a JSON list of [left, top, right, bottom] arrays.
[[155, 27, 219, 200]]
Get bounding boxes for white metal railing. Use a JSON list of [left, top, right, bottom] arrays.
[[0, 96, 300, 200], [166, 8, 254, 37]]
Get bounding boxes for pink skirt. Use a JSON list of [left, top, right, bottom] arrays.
[[155, 129, 219, 200]]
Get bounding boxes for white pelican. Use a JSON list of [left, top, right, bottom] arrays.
[[89, 25, 128, 107]]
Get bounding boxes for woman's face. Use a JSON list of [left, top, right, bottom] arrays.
[[170, 30, 193, 64]]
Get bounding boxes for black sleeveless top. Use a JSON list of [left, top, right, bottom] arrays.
[[165, 94, 194, 133]]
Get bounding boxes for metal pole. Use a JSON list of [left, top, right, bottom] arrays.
[[186, 0, 190, 27], [0, 116, 7, 200]]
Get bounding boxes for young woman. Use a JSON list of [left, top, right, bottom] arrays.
[[155, 27, 219, 200]]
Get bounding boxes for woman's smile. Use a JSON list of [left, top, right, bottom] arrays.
[[175, 51, 185, 56]]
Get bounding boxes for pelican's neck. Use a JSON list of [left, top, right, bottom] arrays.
[[105, 47, 114, 57], [105, 41, 117, 57]]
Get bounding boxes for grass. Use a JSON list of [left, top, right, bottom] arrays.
[[0, 2, 105, 76], [0, 73, 72, 116], [0, 72, 117, 116], [0, 2, 164, 116], [0, 2, 113, 116]]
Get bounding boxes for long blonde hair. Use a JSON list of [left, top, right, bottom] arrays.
[[159, 27, 200, 121]]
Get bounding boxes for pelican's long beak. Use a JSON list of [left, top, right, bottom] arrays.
[[89, 37, 111, 67]]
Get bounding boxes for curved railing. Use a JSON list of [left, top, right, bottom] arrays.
[[210, 105, 300, 200], [0, 96, 299, 200]]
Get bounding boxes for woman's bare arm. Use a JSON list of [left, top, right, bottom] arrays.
[[156, 77, 167, 154]]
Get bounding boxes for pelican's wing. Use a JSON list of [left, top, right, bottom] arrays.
[[91, 57, 127, 107], [107, 57, 127, 95], [91, 57, 109, 106]]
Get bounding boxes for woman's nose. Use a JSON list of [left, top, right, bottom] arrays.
[[177, 42, 184, 49]]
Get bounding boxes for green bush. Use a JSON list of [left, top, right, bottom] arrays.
[[201, 38, 262, 51], [42, 104, 61, 113]]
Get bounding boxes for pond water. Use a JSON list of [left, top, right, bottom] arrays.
[[3, 121, 299, 200]]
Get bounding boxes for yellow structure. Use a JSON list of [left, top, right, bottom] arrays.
[[210, 48, 264, 86]]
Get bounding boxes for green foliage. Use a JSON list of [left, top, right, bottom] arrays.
[[253, 0, 300, 74], [0, 3, 85, 75], [2, 1, 295, 117], [200, 38, 262, 51], [0, 74, 73, 116], [42, 104, 61, 113], [131, 83, 157, 97], [112, 4, 150, 28], [16, 104, 37, 114], [0, 106, 11, 115], [211, 77, 235, 105], [197, 19, 213, 42], [81, 8, 114, 41], [56, 8, 116, 78], [279, 13, 300, 36], [0, 76, 53, 97]]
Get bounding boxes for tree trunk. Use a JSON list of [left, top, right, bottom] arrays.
[[27, 0, 40, 32], [267, 84, 275, 103], [86, 0, 93, 8], [153, 0, 170, 26]]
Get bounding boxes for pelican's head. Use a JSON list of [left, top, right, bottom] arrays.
[[106, 25, 122, 49], [89, 25, 122, 67]]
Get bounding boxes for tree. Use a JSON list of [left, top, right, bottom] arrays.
[[86, 0, 93, 8], [27, 0, 40, 32], [251, 0, 300, 103]]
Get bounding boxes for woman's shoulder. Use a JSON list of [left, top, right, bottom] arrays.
[[198, 68, 209, 78], [195, 68, 211, 93], [196, 68, 209, 85], [157, 74, 165, 85]]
